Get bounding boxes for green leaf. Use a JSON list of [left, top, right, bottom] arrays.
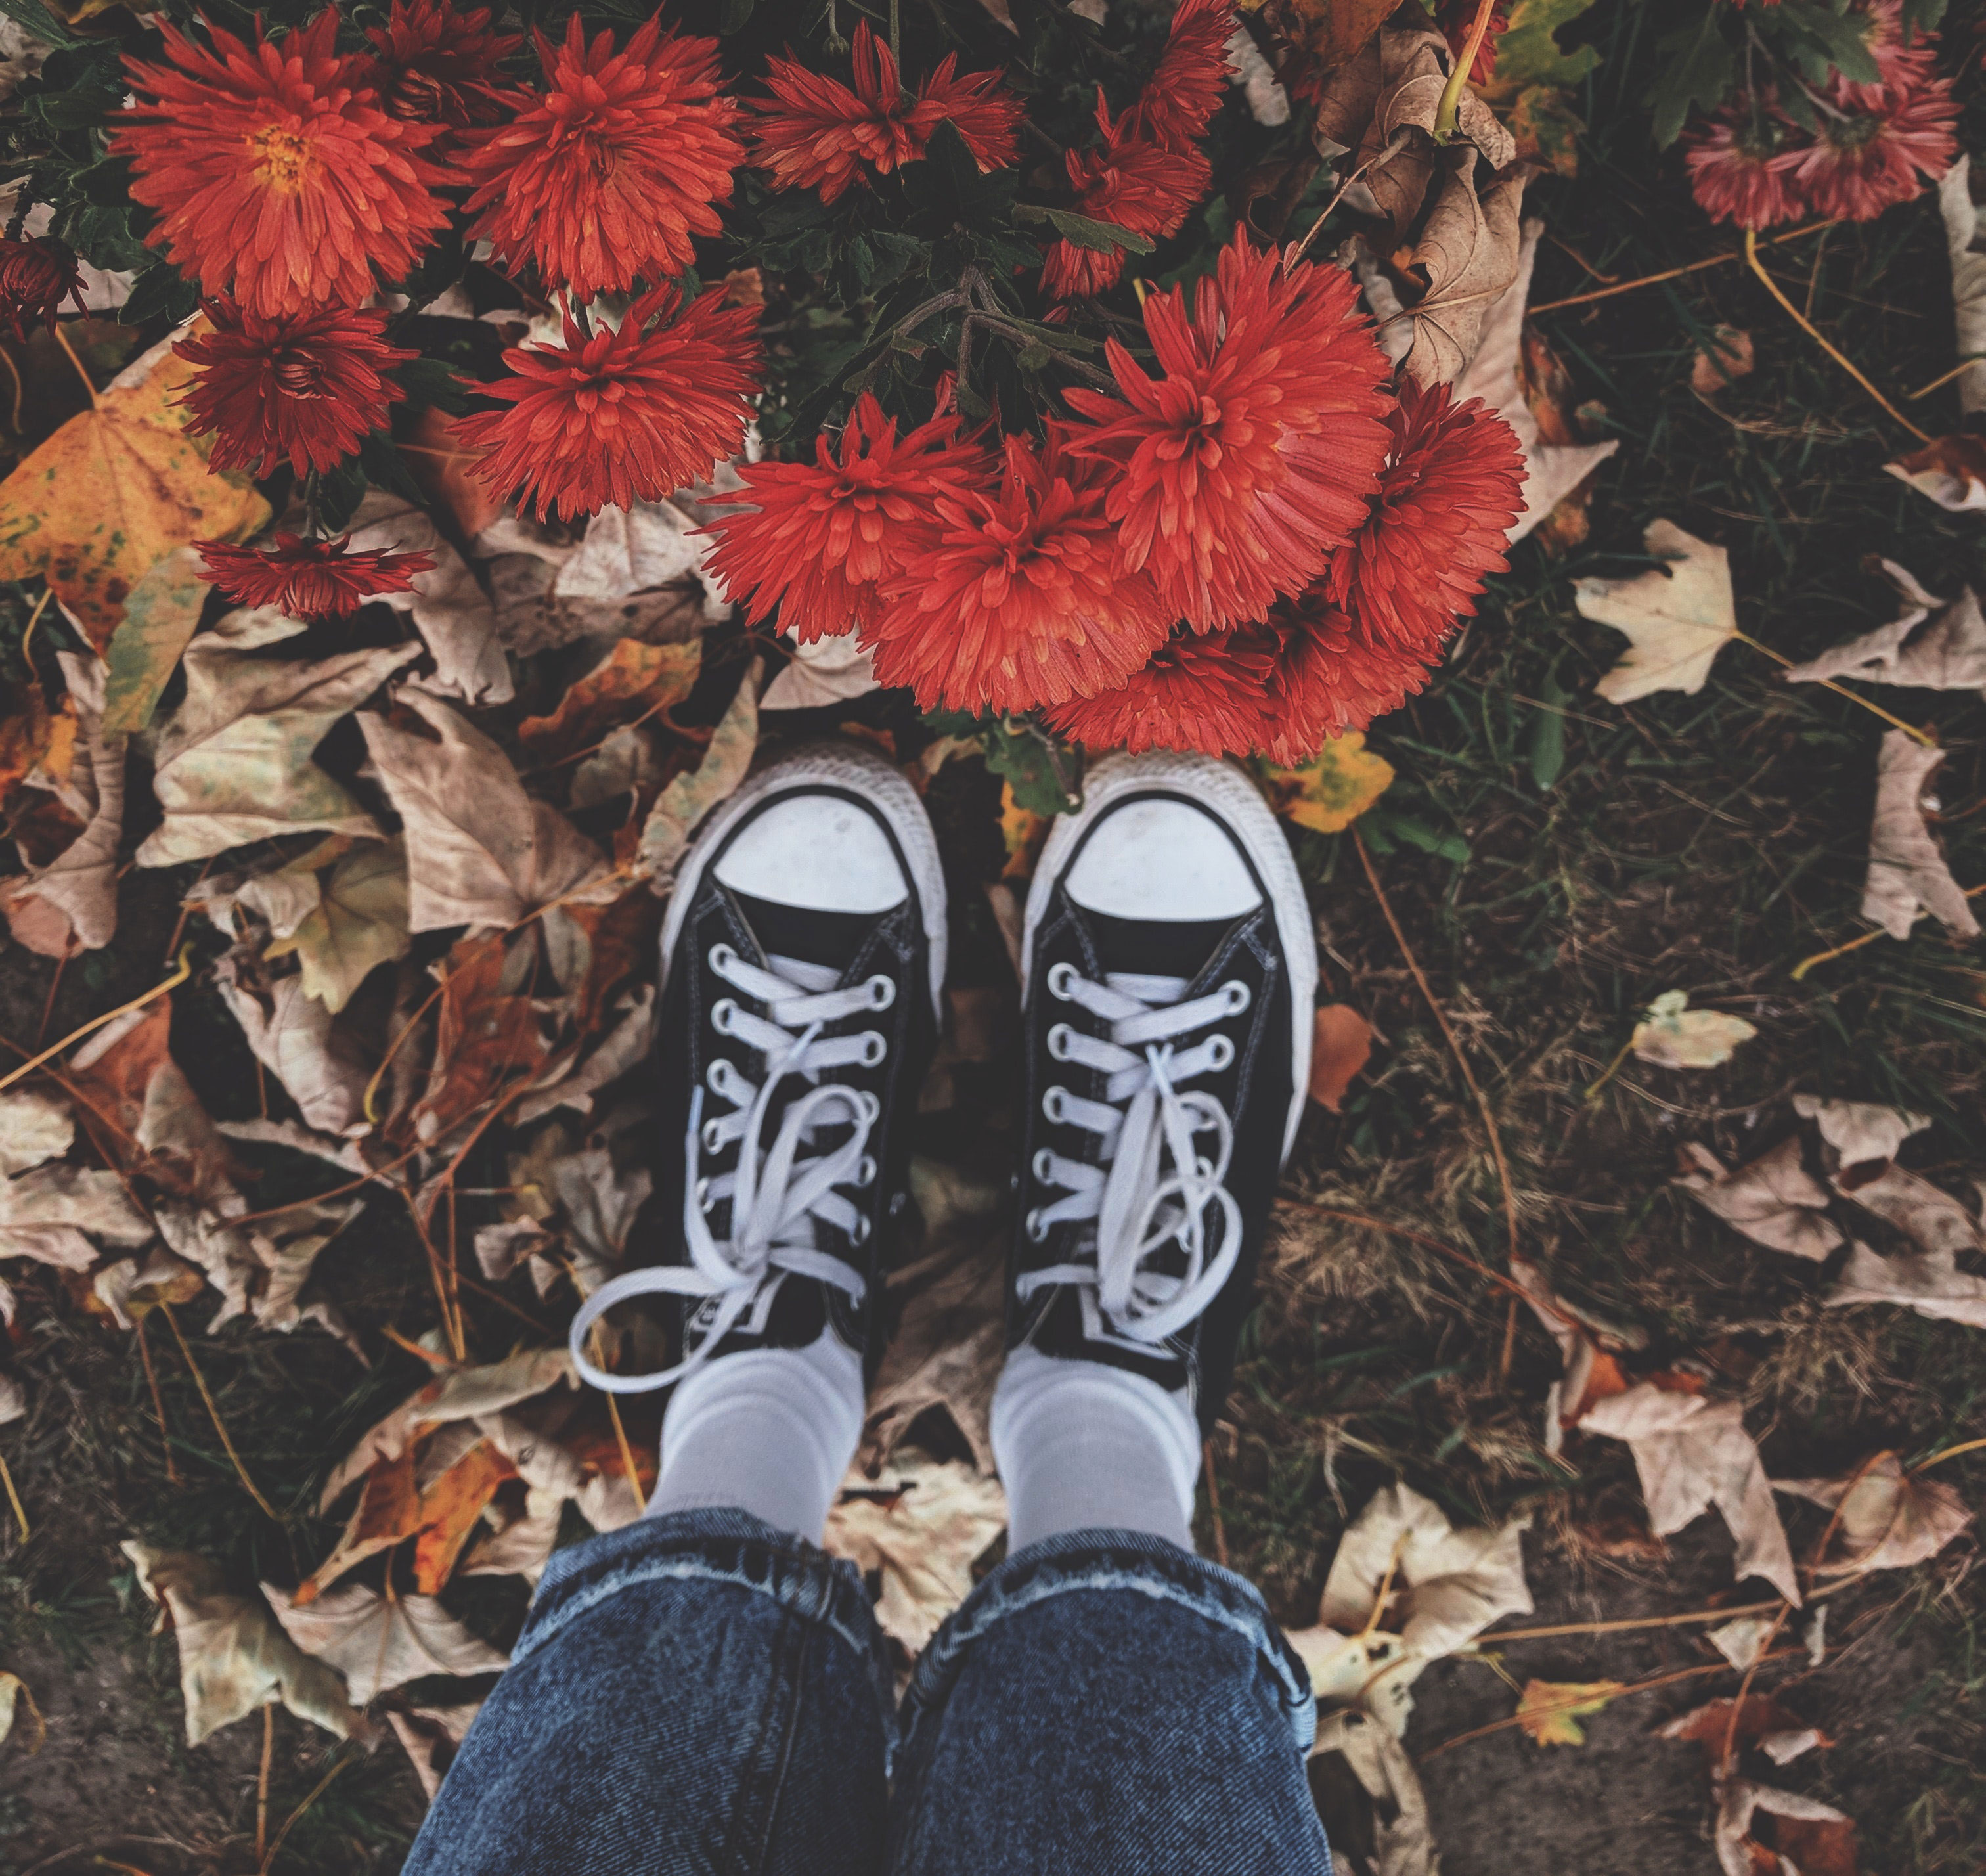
[[1645, 3, 1737, 150], [357, 432, 426, 507], [1901, 0, 1948, 32], [0, 0, 82, 47], [925, 709, 1084, 816], [100, 547, 211, 738], [74, 157, 137, 208], [1368, 810, 1469, 866], [62, 204, 152, 275], [1488, 0, 1601, 93], [317, 459, 370, 533], [396, 355, 470, 415], [119, 263, 201, 329], [1775, 1, 1882, 84], [1528, 677, 1568, 793], [1013, 202, 1158, 256]]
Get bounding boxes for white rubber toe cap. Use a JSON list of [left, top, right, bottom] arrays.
[[1064, 797, 1264, 922], [712, 793, 909, 914]]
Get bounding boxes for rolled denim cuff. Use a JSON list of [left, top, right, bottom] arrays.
[[518, 1508, 896, 1737], [900, 1527, 1317, 1756]]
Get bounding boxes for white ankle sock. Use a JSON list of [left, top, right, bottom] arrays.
[[989, 1345, 1202, 1554], [646, 1334, 865, 1542]]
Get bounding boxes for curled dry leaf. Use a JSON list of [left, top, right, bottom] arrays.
[[518, 638, 702, 766], [514, 983, 655, 1126], [1256, 732, 1394, 834], [1308, 1707, 1439, 1876], [1307, 1005, 1374, 1113], [0, 1162, 154, 1269], [1714, 1779, 1857, 1876], [761, 629, 881, 711], [1938, 156, 1986, 416], [122, 1542, 372, 1748], [1859, 731, 1981, 943], [264, 839, 412, 1014], [1775, 1451, 1972, 1576], [637, 658, 762, 880], [554, 498, 728, 636], [1784, 564, 1986, 697], [215, 970, 371, 1134], [1791, 1094, 1930, 1185], [822, 1447, 1007, 1657], [359, 689, 609, 934], [1453, 219, 1618, 547], [0, 1088, 72, 1177], [0, 1670, 43, 1753], [1514, 1678, 1624, 1747], [1576, 520, 1737, 705], [1674, 1138, 1844, 1263], [345, 489, 513, 707], [1824, 1239, 1986, 1330], [411, 931, 550, 1143], [156, 1195, 361, 1337], [4, 650, 125, 956], [1629, 991, 1755, 1071], [1264, 0, 1403, 83], [386, 1701, 481, 1804], [1398, 148, 1528, 388], [1885, 433, 1986, 513], [1578, 1383, 1800, 1603], [0, 315, 269, 650], [137, 608, 419, 868], [263, 1579, 508, 1705], [1708, 1613, 1776, 1672]]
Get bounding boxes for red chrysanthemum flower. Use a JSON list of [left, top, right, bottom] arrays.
[[1786, 73, 1956, 222], [1258, 604, 1441, 760], [1062, 231, 1392, 631], [1326, 378, 1524, 651], [866, 432, 1172, 713], [1132, 0, 1235, 150], [457, 284, 762, 524], [1834, 0, 1936, 107], [1043, 102, 1212, 299], [1684, 97, 1810, 229], [175, 298, 416, 479], [112, 10, 450, 319], [460, 13, 743, 302], [197, 533, 435, 619], [363, 0, 522, 128], [0, 236, 85, 338], [745, 20, 1021, 204], [704, 393, 989, 644]]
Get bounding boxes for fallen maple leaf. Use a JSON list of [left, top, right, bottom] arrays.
[[412, 931, 550, 1142], [215, 968, 371, 1135], [822, 1447, 1007, 1657], [637, 658, 762, 878], [1630, 990, 1755, 1070], [1859, 731, 1981, 942], [1399, 148, 1527, 387], [1453, 219, 1618, 547], [263, 839, 412, 1013], [1784, 564, 1986, 696], [0, 1088, 72, 1177], [1833, 1161, 1983, 1259], [1514, 1678, 1624, 1747], [0, 317, 269, 651], [1259, 0, 1400, 74], [1775, 1450, 1972, 1576], [554, 498, 727, 635], [135, 608, 418, 868], [1824, 1238, 1986, 1330], [1660, 1693, 1817, 1760], [1308, 1005, 1375, 1111], [1690, 325, 1754, 397], [263, 1579, 508, 1705], [122, 1542, 371, 1747], [518, 637, 701, 765], [3, 650, 125, 956], [98, 543, 213, 738], [403, 405, 504, 537], [1578, 1383, 1800, 1603], [1674, 1138, 1844, 1262], [1256, 732, 1394, 834], [359, 689, 609, 933], [1576, 520, 1738, 704], [1791, 1094, 1929, 1185]]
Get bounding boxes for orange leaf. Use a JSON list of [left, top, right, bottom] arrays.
[[0, 682, 76, 803], [412, 1440, 518, 1594], [1306, 1004, 1373, 1112], [999, 781, 1048, 881], [556, 880, 663, 1042], [1759, 1812, 1859, 1876], [518, 638, 702, 765], [295, 1449, 424, 1605], [1515, 1678, 1625, 1747], [403, 405, 504, 538], [409, 931, 548, 1141], [1886, 432, 1986, 512], [0, 320, 269, 651]]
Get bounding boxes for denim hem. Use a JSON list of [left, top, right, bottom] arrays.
[[900, 1526, 1317, 1755], [514, 1508, 894, 1725]]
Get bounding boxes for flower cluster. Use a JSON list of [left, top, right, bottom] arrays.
[[1685, 1, 1955, 229]]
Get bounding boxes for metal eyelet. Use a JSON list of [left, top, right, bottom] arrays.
[[1220, 979, 1251, 1015], [1047, 1022, 1076, 1061], [865, 975, 896, 1010], [1042, 1086, 1069, 1124], [1046, 961, 1078, 1001], [855, 1155, 877, 1188], [701, 1119, 725, 1153], [1025, 1207, 1049, 1243], [711, 998, 738, 1035], [1032, 1148, 1057, 1185], [857, 1089, 881, 1123], [1206, 1035, 1235, 1071], [1195, 1156, 1214, 1179], [695, 1177, 716, 1215], [709, 943, 736, 975], [850, 1214, 872, 1245], [857, 1031, 887, 1067]]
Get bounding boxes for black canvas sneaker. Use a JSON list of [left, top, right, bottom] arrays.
[[571, 742, 945, 1394], [1007, 751, 1318, 1433]]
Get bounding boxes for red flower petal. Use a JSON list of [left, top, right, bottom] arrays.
[[362, 0, 523, 129], [198, 533, 435, 620]]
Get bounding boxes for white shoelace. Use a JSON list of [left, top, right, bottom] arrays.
[[1017, 961, 1247, 1347], [571, 945, 894, 1394]]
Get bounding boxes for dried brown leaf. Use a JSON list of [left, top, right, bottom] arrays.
[[1675, 1137, 1844, 1263], [263, 1579, 508, 1705], [1398, 148, 1527, 387], [1775, 1450, 1972, 1576], [1859, 732, 1979, 941]]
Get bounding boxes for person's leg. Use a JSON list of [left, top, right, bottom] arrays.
[[891, 752, 1329, 1875], [408, 746, 949, 1875]]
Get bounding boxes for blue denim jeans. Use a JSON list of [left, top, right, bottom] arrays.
[[403, 1509, 1332, 1875]]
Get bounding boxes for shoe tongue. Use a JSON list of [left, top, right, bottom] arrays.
[[1082, 909, 1243, 986], [730, 889, 880, 977]]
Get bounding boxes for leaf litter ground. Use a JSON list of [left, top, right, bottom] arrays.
[[5, 18, 1986, 1876]]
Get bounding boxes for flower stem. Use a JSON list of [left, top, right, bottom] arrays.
[[1433, 0, 1497, 141]]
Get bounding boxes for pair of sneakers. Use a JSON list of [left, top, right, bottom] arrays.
[[569, 742, 1317, 1446]]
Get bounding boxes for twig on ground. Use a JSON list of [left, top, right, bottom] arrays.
[[1530, 221, 1834, 313], [134, 1314, 179, 1486], [160, 1304, 281, 1521]]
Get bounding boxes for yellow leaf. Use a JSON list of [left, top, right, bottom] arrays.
[[0, 1670, 44, 1754], [1257, 732, 1394, 834], [999, 780, 1048, 880], [1516, 1678, 1625, 1747], [0, 319, 268, 652]]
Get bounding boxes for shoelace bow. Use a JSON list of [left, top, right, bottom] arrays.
[[1019, 962, 1247, 1347], [571, 945, 893, 1393]]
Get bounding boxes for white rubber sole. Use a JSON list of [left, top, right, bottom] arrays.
[[657, 740, 949, 1023], [1021, 751, 1319, 1164]]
